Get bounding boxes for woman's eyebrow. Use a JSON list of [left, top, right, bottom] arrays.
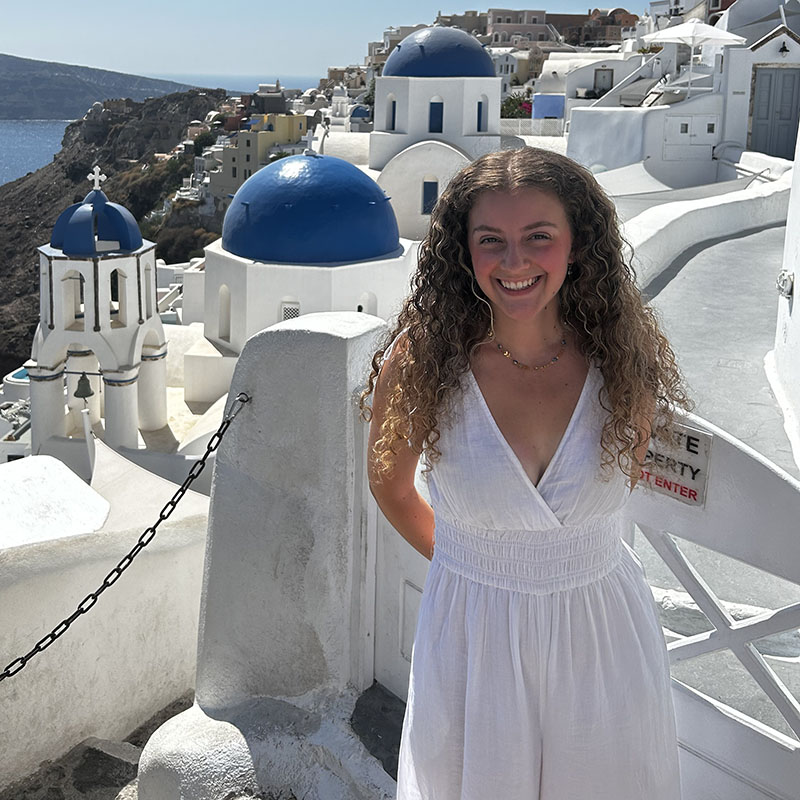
[[472, 221, 558, 233]]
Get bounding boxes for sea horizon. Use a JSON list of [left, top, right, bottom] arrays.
[[148, 72, 324, 93]]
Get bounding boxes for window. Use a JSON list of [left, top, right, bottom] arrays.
[[422, 180, 438, 214], [707, 122, 715, 134], [494, 33, 500, 42], [232, 166, 237, 178], [246, 139, 251, 147], [109, 268, 127, 327], [477, 101, 484, 132], [218, 285, 231, 341], [386, 97, 397, 130], [680, 123, 689, 134], [246, 153, 250, 162], [429, 100, 444, 133]]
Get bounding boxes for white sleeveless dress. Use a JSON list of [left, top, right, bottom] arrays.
[[396, 364, 681, 800]]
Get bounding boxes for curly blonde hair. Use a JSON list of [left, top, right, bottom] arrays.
[[361, 147, 691, 480]]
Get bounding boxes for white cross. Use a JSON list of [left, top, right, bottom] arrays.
[[87, 165, 107, 190], [303, 128, 317, 155]]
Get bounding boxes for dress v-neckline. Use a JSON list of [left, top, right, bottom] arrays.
[[466, 365, 594, 501]]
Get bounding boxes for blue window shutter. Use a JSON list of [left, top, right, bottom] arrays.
[[429, 102, 443, 133]]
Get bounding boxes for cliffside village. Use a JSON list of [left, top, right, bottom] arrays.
[[156, 6, 646, 206]]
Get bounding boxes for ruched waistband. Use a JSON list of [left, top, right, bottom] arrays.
[[433, 514, 624, 595]]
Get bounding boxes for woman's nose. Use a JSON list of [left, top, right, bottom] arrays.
[[503, 242, 528, 270]]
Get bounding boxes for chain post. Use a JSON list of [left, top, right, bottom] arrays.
[[0, 392, 251, 683]]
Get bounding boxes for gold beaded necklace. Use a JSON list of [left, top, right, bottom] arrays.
[[490, 331, 568, 371]]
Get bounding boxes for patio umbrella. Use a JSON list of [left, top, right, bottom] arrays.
[[642, 19, 746, 93]]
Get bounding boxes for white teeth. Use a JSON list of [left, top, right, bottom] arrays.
[[499, 276, 541, 290]]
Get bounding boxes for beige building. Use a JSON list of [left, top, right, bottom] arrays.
[[435, 10, 488, 34], [365, 24, 430, 77], [487, 7, 557, 44], [208, 114, 307, 203]]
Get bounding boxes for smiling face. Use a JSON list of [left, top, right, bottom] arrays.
[[467, 187, 573, 334]]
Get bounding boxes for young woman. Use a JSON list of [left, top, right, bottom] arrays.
[[362, 147, 690, 799]]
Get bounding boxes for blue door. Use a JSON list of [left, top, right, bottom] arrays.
[[751, 67, 800, 160]]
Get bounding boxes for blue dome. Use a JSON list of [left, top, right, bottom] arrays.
[[383, 27, 495, 78], [50, 189, 143, 257], [221, 154, 400, 264]]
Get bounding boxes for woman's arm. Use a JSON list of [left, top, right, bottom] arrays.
[[367, 347, 436, 560]]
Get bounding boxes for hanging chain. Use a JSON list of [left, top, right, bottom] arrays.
[[0, 391, 251, 683]]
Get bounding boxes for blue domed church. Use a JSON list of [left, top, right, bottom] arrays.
[[181, 151, 414, 402], [368, 26, 504, 239]]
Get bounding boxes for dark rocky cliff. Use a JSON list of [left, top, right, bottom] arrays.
[[0, 88, 227, 377]]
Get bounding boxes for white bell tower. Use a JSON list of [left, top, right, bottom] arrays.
[[27, 168, 168, 455]]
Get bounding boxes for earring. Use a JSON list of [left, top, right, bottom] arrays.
[[567, 261, 575, 278], [466, 271, 495, 340]]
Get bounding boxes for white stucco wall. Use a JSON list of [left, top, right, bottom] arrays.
[[181, 267, 206, 325], [568, 93, 724, 186], [202, 239, 414, 355], [377, 140, 471, 239], [772, 121, 800, 459], [624, 167, 792, 287], [370, 76, 501, 169], [0, 449, 209, 792]]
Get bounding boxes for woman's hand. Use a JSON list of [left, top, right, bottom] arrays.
[[367, 343, 436, 560]]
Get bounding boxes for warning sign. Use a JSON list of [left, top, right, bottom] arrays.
[[638, 422, 712, 508]]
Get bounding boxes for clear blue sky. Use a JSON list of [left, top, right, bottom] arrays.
[[2, 1, 626, 79]]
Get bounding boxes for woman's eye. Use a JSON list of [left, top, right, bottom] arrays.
[[479, 236, 500, 244], [529, 233, 550, 241]]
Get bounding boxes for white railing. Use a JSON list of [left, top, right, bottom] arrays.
[[157, 284, 182, 313], [626, 413, 800, 798], [500, 118, 564, 137], [589, 52, 661, 108]]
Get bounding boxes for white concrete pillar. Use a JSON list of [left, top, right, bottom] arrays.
[[138, 349, 168, 431], [26, 361, 67, 453], [138, 313, 395, 800], [65, 350, 101, 426], [103, 367, 139, 450], [196, 313, 384, 704], [773, 119, 800, 462]]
